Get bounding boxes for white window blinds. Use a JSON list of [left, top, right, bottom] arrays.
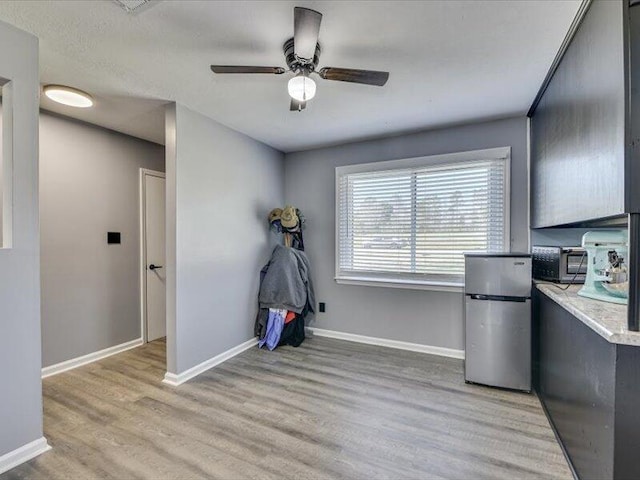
[[337, 150, 510, 286]]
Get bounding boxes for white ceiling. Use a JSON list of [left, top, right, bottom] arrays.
[[0, 0, 581, 151]]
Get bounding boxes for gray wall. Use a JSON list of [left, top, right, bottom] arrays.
[[531, 228, 597, 247], [165, 104, 177, 373], [0, 20, 42, 458], [284, 117, 528, 351], [39, 113, 164, 367], [167, 103, 284, 374]]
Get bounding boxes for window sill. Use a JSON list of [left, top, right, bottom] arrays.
[[335, 276, 464, 293]]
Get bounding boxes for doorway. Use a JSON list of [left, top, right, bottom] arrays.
[[140, 168, 166, 343]]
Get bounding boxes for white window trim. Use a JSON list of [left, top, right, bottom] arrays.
[[335, 276, 464, 292], [334, 146, 511, 291]]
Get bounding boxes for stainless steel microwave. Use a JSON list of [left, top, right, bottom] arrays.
[[532, 246, 587, 284]]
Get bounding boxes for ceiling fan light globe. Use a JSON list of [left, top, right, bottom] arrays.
[[288, 75, 316, 102]]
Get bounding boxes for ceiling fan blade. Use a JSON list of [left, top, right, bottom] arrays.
[[290, 98, 306, 112], [210, 65, 286, 74], [294, 7, 322, 60], [318, 67, 389, 86]]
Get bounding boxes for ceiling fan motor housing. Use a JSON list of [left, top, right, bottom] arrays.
[[283, 37, 321, 74], [210, 7, 389, 112]]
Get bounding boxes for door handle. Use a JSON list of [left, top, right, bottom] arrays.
[[149, 264, 163, 271], [470, 294, 489, 300]]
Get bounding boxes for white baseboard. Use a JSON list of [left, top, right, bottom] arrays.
[[163, 337, 258, 387], [0, 437, 51, 474], [42, 338, 144, 378], [308, 327, 465, 360]]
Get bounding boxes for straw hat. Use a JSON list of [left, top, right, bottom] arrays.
[[268, 208, 282, 224], [280, 205, 299, 229]]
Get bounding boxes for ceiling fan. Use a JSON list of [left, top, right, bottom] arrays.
[[210, 6, 390, 112]]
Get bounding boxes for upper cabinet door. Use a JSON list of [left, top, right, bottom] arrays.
[[628, 1, 640, 214], [530, 0, 626, 228]]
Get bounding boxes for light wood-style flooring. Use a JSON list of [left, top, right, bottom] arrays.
[[3, 336, 572, 479]]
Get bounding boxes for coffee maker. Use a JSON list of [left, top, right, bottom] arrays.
[[578, 230, 628, 305]]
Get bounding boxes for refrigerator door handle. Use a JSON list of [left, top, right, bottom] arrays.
[[469, 294, 489, 300], [467, 293, 529, 302]]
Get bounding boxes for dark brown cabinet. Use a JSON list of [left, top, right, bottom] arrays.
[[529, 0, 640, 228], [534, 289, 640, 480]]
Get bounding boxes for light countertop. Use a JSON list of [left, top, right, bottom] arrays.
[[536, 283, 640, 346]]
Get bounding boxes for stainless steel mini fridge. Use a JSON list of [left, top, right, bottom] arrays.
[[464, 253, 532, 392]]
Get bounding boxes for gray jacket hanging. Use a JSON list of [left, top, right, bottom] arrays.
[[258, 245, 316, 314]]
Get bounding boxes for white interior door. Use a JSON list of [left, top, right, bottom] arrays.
[[143, 171, 166, 342]]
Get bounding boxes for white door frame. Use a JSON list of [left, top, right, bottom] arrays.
[[139, 168, 166, 343]]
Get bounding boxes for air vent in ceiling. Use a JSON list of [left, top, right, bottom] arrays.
[[112, 0, 155, 14]]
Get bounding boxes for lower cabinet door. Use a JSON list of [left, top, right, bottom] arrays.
[[464, 297, 531, 391]]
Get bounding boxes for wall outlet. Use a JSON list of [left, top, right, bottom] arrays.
[[107, 232, 121, 244], [319, 302, 326, 313]]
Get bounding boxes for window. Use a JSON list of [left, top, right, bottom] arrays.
[[336, 147, 510, 290]]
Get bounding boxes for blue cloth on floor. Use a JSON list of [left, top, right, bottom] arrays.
[[259, 308, 287, 350]]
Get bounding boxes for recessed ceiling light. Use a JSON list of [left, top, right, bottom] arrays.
[[43, 85, 94, 108]]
